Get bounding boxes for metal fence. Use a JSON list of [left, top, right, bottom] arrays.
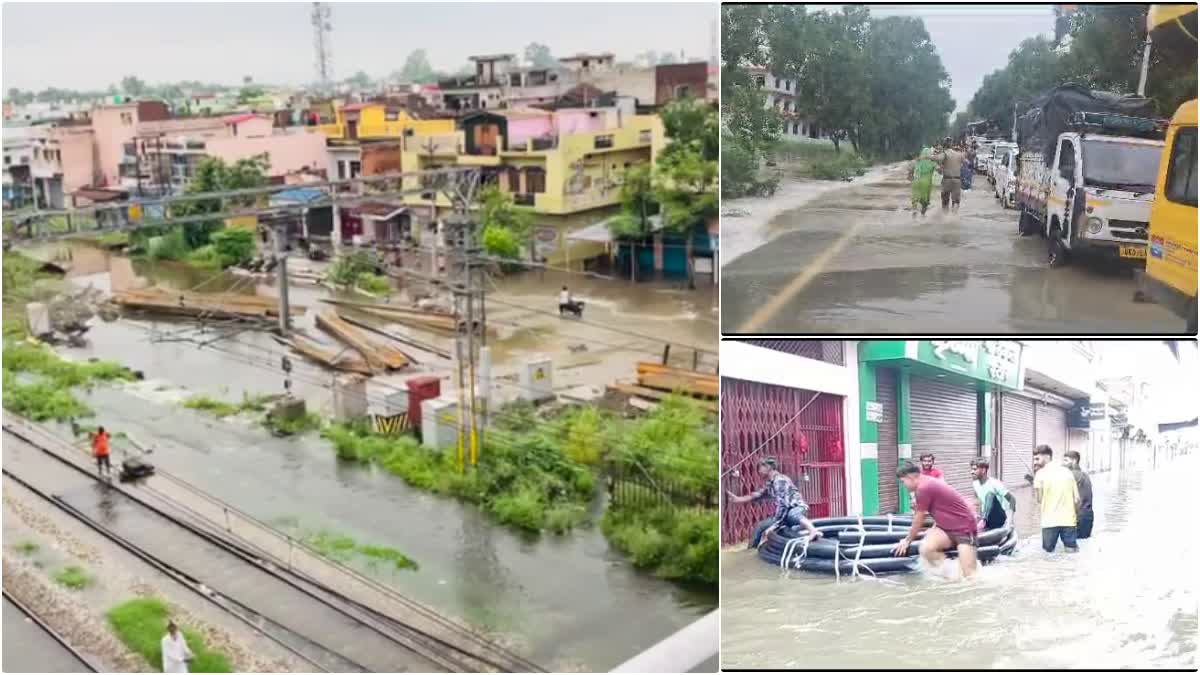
[[606, 461, 715, 512], [732, 339, 845, 366], [720, 377, 847, 545]]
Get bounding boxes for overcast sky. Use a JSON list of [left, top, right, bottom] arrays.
[[868, 4, 1057, 114], [1100, 341, 1198, 425], [2, 2, 714, 91]]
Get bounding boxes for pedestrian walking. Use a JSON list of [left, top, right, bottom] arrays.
[[892, 462, 980, 579], [1064, 450, 1095, 539], [161, 621, 194, 673], [91, 426, 112, 479], [1032, 445, 1080, 553], [727, 457, 823, 549], [960, 144, 975, 190], [932, 138, 964, 213], [971, 458, 1016, 531], [909, 147, 937, 218]]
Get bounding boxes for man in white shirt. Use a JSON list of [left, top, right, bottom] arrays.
[[559, 285, 575, 316], [161, 621, 194, 673]]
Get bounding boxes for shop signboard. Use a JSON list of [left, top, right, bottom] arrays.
[[1068, 401, 1093, 428], [865, 401, 883, 423], [916, 340, 1024, 390]]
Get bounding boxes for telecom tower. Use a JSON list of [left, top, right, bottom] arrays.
[[312, 2, 333, 89], [710, 18, 718, 66]]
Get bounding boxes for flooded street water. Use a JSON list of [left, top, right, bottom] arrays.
[[720, 168, 1185, 333], [720, 455, 1198, 670], [14, 240, 718, 671]]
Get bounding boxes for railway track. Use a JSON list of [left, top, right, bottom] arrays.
[[2, 589, 100, 673], [2, 417, 544, 673]]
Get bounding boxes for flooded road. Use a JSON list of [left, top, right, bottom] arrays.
[[720, 168, 1185, 333], [720, 456, 1198, 670]]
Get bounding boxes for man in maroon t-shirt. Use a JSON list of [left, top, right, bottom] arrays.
[[919, 453, 945, 480], [893, 462, 979, 578]]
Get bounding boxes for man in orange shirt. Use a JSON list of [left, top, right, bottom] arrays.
[[92, 426, 112, 478]]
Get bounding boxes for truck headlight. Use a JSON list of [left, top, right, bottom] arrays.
[[1086, 217, 1103, 234]]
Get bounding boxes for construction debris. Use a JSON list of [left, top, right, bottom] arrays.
[[635, 362, 719, 399], [113, 287, 305, 322], [314, 311, 410, 372], [275, 334, 373, 375]]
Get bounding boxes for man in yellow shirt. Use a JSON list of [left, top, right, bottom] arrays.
[[1032, 445, 1080, 552]]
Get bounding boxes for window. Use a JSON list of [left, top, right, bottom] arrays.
[[623, 162, 631, 170], [783, 122, 789, 134], [350, 161, 362, 178], [385, 110, 400, 121], [675, 85, 691, 99], [594, 134, 614, 149], [1058, 139, 1076, 181], [1166, 127, 1197, 207], [755, 76, 765, 88], [785, 80, 791, 91], [793, 122, 799, 135], [774, 78, 780, 88], [639, 129, 653, 144], [337, 161, 346, 179], [120, 112, 133, 125], [525, 167, 546, 193], [3, 156, 9, 165]]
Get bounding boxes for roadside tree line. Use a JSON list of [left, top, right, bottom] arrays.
[[954, 5, 1198, 138], [721, 5, 954, 197]]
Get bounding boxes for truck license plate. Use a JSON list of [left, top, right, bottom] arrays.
[[1119, 246, 1146, 259]]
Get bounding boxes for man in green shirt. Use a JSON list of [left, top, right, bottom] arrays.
[[971, 458, 1016, 531]]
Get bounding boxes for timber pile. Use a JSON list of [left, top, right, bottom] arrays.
[[608, 383, 719, 413], [275, 334, 373, 375], [315, 311, 410, 372], [635, 362, 719, 399], [322, 298, 459, 333], [113, 288, 305, 321]]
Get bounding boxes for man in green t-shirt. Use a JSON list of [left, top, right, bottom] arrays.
[[971, 458, 1016, 531]]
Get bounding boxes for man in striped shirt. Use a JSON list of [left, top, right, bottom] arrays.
[[728, 457, 823, 549]]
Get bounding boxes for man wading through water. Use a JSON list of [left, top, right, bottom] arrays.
[[932, 137, 965, 213], [893, 462, 979, 578], [1033, 445, 1080, 552], [727, 457, 823, 549], [1064, 450, 1094, 540]]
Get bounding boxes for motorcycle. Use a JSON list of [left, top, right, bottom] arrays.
[[558, 299, 586, 319]]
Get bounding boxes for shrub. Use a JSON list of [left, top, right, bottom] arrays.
[[210, 228, 255, 267], [148, 228, 190, 261], [107, 598, 233, 673], [263, 411, 321, 436], [602, 506, 718, 586], [356, 273, 392, 296], [482, 225, 522, 260]]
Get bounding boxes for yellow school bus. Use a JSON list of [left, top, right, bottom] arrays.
[[1146, 99, 1197, 332], [1144, 5, 1198, 332]]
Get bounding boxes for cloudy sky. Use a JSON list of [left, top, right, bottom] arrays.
[[1100, 341, 1198, 425], [2, 2, 714, 91], [869, 4, 1057, 113]]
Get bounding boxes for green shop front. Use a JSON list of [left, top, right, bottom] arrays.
[[857, 340, 1026, 513]]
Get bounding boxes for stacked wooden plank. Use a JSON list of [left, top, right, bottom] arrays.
[[315, 311, 410, 372], [635, 362, 719, 399], [113, 288, 305, 321], [321, 299, 460, 333], [276, 334, 373, 375], [608, 382, 719, 413]]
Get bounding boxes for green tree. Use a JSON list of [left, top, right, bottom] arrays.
[[173, 154, 270, 249], [477, 185, 533, 260], [237, 85, 266, 103], [524, 43, 558, 69], [121, 76, 146, 97], [655, 147, 718, 289], [399, 49, 437, 84], [659, 97, 719, 161]]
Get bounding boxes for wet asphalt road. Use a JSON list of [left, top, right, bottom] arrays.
[[721, 168, 1186, 334]]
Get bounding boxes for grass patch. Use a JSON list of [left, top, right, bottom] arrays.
[[263, 411, 322, 436], [2, 342, 137, 422], [183, 392, 273, 418], [107, 598, 232, 673], [280, 523, 419, 572], [356, 273, 392, 296], [14, 540, 40, 555], [602, 506, 718, 586], [3, 251, 60, 340], [54, 565, 95, 590], [767, 141, 873, 181]]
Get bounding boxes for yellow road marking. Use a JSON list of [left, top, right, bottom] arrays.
[[737, 220, 867, 332]]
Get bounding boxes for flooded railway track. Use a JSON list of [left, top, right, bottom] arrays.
[[2, 589, 100, 673], [2, 419, 544, 673]]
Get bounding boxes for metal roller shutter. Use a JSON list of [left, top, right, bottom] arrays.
[[876, 368, 900, 514], [1000, 393, 1035, 484], [1035, 402, 1069, 459], [910, 376, 978, 498]]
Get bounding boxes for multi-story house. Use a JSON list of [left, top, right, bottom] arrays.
[[746, 66, 831, 142], [401, 106, 662, 214], [3, 120, 98, 209]]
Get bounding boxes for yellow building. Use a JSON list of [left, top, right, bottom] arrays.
[[310, 102, 456, 141], [399, 109, 665, 217]]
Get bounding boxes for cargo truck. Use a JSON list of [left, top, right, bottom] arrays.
[[1013, 84, 1166, 268]]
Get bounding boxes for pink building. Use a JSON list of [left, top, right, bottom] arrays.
[[503, 108, 613, 148], [89, 101, 169, 187]]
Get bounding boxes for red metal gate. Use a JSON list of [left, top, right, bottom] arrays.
[[720, 377, 847, 546]]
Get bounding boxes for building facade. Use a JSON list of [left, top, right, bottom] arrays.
[[746, 67, 831, 142]]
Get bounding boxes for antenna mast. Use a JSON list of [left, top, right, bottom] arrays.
[[312, 2, 334, 89]]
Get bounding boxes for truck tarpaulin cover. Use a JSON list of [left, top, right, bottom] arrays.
[[1016, 84, 1157, 165]]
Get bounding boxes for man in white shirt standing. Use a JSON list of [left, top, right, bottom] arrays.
[[161, 621, 194, 673]]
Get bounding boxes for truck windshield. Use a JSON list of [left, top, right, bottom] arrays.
[[1081, 140, 1163, 191]]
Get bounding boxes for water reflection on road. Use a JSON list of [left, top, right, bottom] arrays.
[[721, 456, 1198, 670]]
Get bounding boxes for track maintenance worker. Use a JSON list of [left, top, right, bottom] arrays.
[[92, 426, 112, 478], [893, 462, 980, 578]]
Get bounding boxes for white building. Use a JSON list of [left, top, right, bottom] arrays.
[[746, 66, 831, 143]]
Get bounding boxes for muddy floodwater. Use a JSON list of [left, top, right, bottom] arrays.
[[17, 240, 718, 670], [721, 456, 1198, 670], [721, 168, 1185, 333]]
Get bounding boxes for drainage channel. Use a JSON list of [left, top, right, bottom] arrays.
[[2, 428, 447, 673], [5, 416, 546, 673], [3, 590, 100, 673]]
